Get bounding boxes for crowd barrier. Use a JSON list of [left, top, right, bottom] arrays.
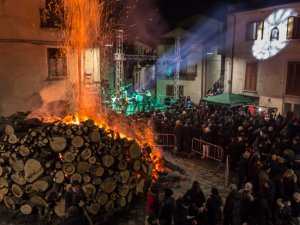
[[153, 134, 229, 186], [154, 133, 176, 148], [188, 138, 224, 163]]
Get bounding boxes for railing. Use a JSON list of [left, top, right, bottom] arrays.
[[188, 138, 224, 163], [154, 133, 176, 148]]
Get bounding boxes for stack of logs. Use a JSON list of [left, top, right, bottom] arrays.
[[0, 112, 155, 219]]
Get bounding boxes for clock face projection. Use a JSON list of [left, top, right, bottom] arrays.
[[252, 8, 298, 60]]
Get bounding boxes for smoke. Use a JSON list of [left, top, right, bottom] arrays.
[[119, 0, 169, 47]]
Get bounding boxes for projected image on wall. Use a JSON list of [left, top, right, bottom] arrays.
[[252, 8, 298, 60]]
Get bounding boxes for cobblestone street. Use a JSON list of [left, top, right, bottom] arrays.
[[104, 150, 231, 225]]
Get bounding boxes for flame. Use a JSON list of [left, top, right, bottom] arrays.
[[30, 0, 163, 180], [58, 153, 63, 160]]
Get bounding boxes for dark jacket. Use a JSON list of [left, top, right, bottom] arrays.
[[174, 124, 184, 152], [206, 194, 222, 225], [159, 197, 175, 225], [173, 203, 191, 225], [223, 190, 242, 225]]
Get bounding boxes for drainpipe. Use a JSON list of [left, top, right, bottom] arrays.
[[229, 14, 236, 93]]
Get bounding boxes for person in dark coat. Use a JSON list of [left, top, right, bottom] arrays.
[[159, 188, 175, 225], [174, 120, 184, 153], [206, 188, 222, 225], [183, 120, 194, 153], [184, 181, 206, 224], [237, 150, 251, 189], [239, 182, 254, 224], [248, 194, 272, 225], [64, 181, 86, 218], [223, 184, 242, 225], [174, 197, 197, 225]]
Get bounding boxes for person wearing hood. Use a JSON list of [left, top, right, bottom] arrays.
[[223, 184, 242, 225], [206, 188, 222, 225]]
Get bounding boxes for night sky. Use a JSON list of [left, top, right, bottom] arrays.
[[122, 0, 300, 46]]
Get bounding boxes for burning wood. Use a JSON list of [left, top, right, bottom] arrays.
[[0, 112, 158, 222]]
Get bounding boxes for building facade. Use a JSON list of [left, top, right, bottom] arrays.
[[0, 0, 101, 116], [156, 16, 225, 104], [226, 2, 300, 115]]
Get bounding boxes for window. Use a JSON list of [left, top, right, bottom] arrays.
[[41, 0, 64, 28], [270, 27, 279, 41], [187, 65, 197, 75], [244, 62, 258, 91], [48, 48, 67, 79], [246, 21, 264, 41], [287, 16, 300, 39], [286, 62, 300, 96], [166, 85, 184, 97]]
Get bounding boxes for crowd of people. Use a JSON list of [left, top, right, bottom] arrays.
[[140, 101, 300, 225]]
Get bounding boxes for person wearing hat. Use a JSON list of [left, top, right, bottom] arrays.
[[64, 180, 86, 218]]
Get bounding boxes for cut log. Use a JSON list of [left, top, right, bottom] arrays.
[[110, 192, 117, 201], [117, 197, 126, 208], [119, 170, 130, 184], [101, 155, 115, 168], [90, 131, 101, 143], [55, 161, 62, 169], [118, 185, 130, 197], [136, 179, 145, 194], [32, 176, 52, 192], [129, 142, 141, 159], [88, 156, 96, 165], [111, 144, 122, 157], [83, 174, 91, 183], [90, 165, 104, 177], [128, 176, 137, 189], [0, 194, 3, 203], [82, 183, 96, 199], [63, 151, 76, 163], [97, 192, 108, 206], [20, 203, 33, 215], [5, 125, 14, 135], [84, 119, 94, 128], [0, 177, 9, 188], [101, 177, 116, 194], [9, 157, 24, 172], [81, 149, 92, 160], [12, 184, 23, 198], [54, 170, 65, 184], [25, 184, 33, 194], [50, 137, 67, 152], [24, 159, 44, 183], [70, 173, 82, 184], [4, 196, 18, 210], [11, 172, 26, 186], [104, 200, 114, 212], [0, 187, 8, 195], [76, 161, 91, 174], [8, 134, 18, 144], [117, 160, 128, 171], [30, 195, 47, 207], [87, 202, 100, 215], [62, 163, 75, 175], [54, 198, 65, 217], [133, 160, 141, 171], [19, 145, 30, 157], [92, 177, 102, 185], [71, 136, 84, 148], [127, 192, 132, 203]]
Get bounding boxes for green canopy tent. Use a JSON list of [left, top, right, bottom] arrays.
[[202, 92, 254, 106]]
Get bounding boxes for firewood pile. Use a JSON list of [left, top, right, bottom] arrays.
[[0, 112, 155, 222]]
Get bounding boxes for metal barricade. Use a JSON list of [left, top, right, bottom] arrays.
[[188, 138, 224, 163], [154, 133, 176, 148]]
